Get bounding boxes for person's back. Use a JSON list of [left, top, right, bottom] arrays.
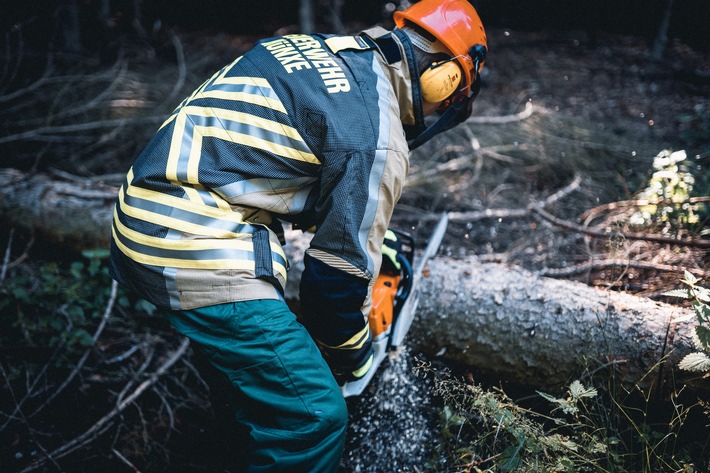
[[110, 29, 411, 312]]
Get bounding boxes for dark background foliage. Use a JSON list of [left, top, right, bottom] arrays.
[[3, 0, 710, 52]]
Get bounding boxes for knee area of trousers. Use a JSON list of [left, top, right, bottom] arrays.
[[314, 395, 348, 435]]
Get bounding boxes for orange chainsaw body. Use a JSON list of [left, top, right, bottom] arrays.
[[369, 273, 401, 338]]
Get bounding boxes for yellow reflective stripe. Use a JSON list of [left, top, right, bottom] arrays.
[[187, 128, 202, 185], [217, 76, 270, 87], [212, 192, 233, 211], [181, 105, 318, 165], [166, 112, 187, 182], [198, 126, 319, 164], [113, 225, 287, 278], [183, 186, 203, 203], [320, 324, 370, 350], [352, 353, 374, 378], [118, 191, 243, 239], [162, 90, 286, 130], [112, 226, 256, 270], [269, 240, 287, 264], [167, 104, 317, 183], [114, 213, 287, 280], [273, 259, 288, 280], [113, 209, 250, 251], [160, 113, 177, 130], [125, 183, 244, 223], [200, 90, 286, 113], [181, 106, 310, 146], [114, 230, 278, 274]]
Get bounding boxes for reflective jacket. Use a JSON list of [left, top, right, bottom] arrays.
[[110, 27, 424, 372]]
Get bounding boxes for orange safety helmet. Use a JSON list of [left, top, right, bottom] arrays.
[[394, 0, 487, 96]]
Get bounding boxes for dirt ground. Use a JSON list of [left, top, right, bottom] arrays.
[[392, 28, 710, 297]]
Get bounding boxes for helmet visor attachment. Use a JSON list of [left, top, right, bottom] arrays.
[[409, 71, 479, 150]]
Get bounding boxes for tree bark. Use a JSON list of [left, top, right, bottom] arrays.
[[0, 169, 116, 251], [0, 169, 698, 391], [412, 257, 696, 392]]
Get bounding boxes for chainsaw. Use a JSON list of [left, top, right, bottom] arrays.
[[341, 213, 449, 397]]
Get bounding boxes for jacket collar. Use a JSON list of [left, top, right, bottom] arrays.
[[360, 27, 425, 138]]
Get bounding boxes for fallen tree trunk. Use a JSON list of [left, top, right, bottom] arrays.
[[412, 257, 697, 392], [0, 168, 116, 251], [0, 169, 699, 391]]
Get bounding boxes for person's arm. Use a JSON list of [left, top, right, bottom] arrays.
[[299, 148, 407, 383]]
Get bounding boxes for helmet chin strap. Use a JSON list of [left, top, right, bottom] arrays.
[[408, 72, 480, 150]]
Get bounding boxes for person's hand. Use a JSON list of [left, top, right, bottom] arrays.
[[331, 351, 374, 386]]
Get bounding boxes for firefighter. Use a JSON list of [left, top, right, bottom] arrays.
[[109, 0, 487, 470]]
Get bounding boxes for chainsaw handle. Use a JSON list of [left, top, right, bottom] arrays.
[[394, 253, 413, 317]]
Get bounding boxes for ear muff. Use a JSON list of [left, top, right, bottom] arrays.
[[420, 60, 462, 103]]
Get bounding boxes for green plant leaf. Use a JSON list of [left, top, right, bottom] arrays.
[[678, 352, 710, 372], [569, 380, 597, 400], [694, 302, 710, 323], [684, 270, 698, 285], [695, 325, 710, 350], [662, 289, 690, 299], [81, 249, 110, 259], [498, 442, 523, 471]]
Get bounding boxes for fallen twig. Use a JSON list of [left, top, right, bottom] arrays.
[[18, 337, 190, 473], [0, 116, 162, 145], [447, 207, 529, 223], [0, 227, 13, 284], [580, 196, 710, 223], [467, 101, 535, 124], [163, 30, 187, 105], [531, 206, 710, 249], [538, 258, 710, 278], [111, 447, 142, 473], [29, 281, 118, 418]]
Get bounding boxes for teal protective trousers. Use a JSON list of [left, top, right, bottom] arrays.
[[163, 299, 348, 472]]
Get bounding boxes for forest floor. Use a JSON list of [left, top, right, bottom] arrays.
[[2, 26, 709, 473], [394, 27, 710, 298]]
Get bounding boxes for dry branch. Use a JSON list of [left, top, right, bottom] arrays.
[[579, 196, 710, 223], [467, 101, 535, 124], [18, 338, 190, 473], [531, 206, 710, 249], [29, 281, 118, 418], [538, 258, 710, 279]]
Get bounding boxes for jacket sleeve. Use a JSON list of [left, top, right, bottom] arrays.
[[299, 147, 407, 382]]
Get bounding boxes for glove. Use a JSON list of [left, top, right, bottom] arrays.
[[332, 351, 374, 386], [319, 334, 373, 386], [381, 229, 402, 274]]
